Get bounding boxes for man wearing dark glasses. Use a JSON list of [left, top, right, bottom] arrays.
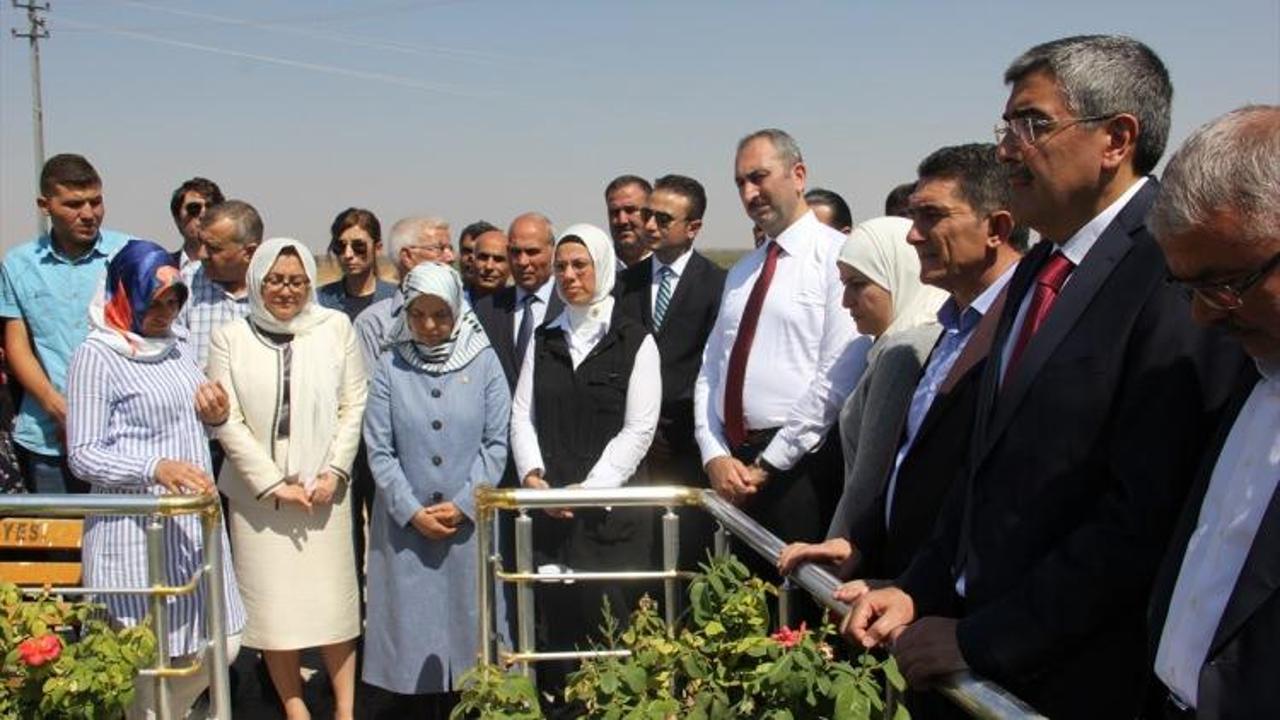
[[168, 177, 224, 269], [1148, 105, 1280, 720]]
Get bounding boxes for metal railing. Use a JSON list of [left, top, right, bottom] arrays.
[[0, 493, 234, 720], [474, 485, 1045, 720]]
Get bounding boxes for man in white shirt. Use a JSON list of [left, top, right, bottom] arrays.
[[694, 128, 865, 600], [1148, 105, 1280, 719]]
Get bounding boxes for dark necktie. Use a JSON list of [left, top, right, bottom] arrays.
[[515, 293, 537, 365], [723, 240, 782, 449], [1004, 251, 1074, 382]]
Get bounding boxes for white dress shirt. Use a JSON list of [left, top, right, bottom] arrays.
[[509, 314, 662, 489], [694, 210, 867, 471], [650, 249, 693, 318], [511, 279, 555, 337], [1155, 364, 1279, 707]]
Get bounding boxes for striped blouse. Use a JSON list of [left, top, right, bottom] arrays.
[[66, 338, 245, 657]]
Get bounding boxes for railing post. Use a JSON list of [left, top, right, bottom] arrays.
[[661, 508, 680, 630], [514, 509, 535, 682], [476, 503, 494, 666], [777, 577, 794, 631], [145, 514, 173, 720], [200, 505, 232, 720], [713, 520, 728, 557]]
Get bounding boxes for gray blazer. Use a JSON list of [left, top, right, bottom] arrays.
[[827, 322, 941, 543]]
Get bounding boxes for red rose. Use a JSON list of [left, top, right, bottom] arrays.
[[770, 621, 808, 649], [17, 634, 62, 667]]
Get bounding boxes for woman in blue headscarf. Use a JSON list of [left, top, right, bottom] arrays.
[[65, 238, 245, 719], [362, 261, 510, 719]]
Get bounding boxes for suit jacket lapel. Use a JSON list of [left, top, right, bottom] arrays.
[[636, 256, 655, 332], [939, 286, 1008, 396], [658, 252, 701, 339], [982, 183, 1153, 452], [544, 290, 565, 329]]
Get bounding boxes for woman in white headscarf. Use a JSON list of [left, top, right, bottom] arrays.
[[207, 237, 367, 720], [509, 223, 661, 700], [778, 216, 947, 580], [361, 262, 510, 719]]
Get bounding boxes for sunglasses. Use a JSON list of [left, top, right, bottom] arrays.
[[183, 201, 209, 218], [329, 239, 371, 256], [639, 208, 681, 229]]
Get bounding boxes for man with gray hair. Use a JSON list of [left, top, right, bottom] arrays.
[[844, 36, 1242, 717], [1148, 105, 1280, 719], [175, 199, 262, 370], [352, 215, 452, 367]]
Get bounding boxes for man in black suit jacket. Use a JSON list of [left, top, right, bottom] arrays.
[[1146, 106, 1280, 719], [168, 176, 223, 268], [473, 212, 563, 391], [615, 174, 726, 565], [843, 36, 1244, 718]]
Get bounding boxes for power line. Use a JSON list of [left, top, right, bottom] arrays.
[[12, 0, 50, 236]]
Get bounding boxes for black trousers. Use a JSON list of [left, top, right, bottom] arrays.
[[729, 428, 844, 629]]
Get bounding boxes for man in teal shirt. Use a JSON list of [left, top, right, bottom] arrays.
[[0, 154, 129, 493]]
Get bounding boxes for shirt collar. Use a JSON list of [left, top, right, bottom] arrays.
[[36, 231, 112, 264], [767, 210, 820, 257], [652, 248, 693, 280], [517, 278, 554, 305], [1056, 177, 1148, 267], [937, 262, 1018, 333]]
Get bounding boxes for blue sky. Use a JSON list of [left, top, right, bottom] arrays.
[[2, 0, 1277, 254]]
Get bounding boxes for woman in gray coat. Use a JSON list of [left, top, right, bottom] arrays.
[[361, 262, 511, 719]]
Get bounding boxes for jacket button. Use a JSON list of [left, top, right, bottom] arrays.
[[432, 420, 443, 430], [431, 388, 442, 398], [432, 456, 443, 466]]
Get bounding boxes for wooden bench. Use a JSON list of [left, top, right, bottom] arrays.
[[0, 517, 83, 586]]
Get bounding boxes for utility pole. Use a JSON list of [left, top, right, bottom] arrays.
[[12, 1, 50, 236]]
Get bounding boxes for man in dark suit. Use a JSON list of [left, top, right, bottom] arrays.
[[1146, 105, 1280, 719], [843, 35, 1243, 718], [473, 212, 563, 391], [615, 174, 727, 565], [778, 143, 1027, 584]]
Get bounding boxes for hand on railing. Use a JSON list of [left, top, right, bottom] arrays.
[[840, 584, 916, 649], [777, 537, 854, 576], [521, 471, 574, 519], [153, 459, 215, 496]]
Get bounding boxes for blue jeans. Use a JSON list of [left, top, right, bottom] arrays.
[[16, 446, 88, 494]]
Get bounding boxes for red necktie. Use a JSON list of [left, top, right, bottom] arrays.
[[1005, 251, 1074, 381], [723, 240, 782, 449]]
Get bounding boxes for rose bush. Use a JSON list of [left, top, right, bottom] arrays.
[[1, 581, 156, 719]]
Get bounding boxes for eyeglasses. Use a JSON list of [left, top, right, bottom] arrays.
[[639, 208, 681, 229], [329, 239, 370, 256], [1172, 251, 1280, 311], [994, 113, 1117, 146], [263, 274, 310, 291], [183, 201, 209, 218]]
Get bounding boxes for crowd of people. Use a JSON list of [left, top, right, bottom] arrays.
[[0, 31, 1275, 720]]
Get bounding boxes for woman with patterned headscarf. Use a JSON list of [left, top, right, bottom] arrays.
[[207, 237, 366, 720], [509, 223, 662, 704], [65, 238, 245, 719], [361, 261, 510, 719]]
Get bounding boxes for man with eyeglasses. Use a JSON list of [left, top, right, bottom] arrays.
[[352, 216, 453, 369], [616, 175, 726, 565], [844, 36, 1243, 718], [168, 177, 225, 270], [1146, 105, 1280, 720], [605, 174, 653, 270]]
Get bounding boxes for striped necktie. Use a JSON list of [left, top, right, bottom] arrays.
[[653, 265, 675, 331]]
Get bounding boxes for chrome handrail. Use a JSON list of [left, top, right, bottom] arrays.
[[0, 493, 233, 720], [475, 485, 1045, 720]]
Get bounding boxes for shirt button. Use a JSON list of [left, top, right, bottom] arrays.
[[432, 420, 443, 430], [432, 456, 443, 466], [431, 388, 442, 398]]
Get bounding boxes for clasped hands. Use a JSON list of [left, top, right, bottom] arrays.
[[410, 501, 464, 540], [705, 455, 769, 505], [834, 581, 969, 688], [273, 471, 342, 513], [521, 471, 576, 519]]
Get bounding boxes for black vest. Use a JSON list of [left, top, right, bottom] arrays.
[[532, 314, 646, 487]]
